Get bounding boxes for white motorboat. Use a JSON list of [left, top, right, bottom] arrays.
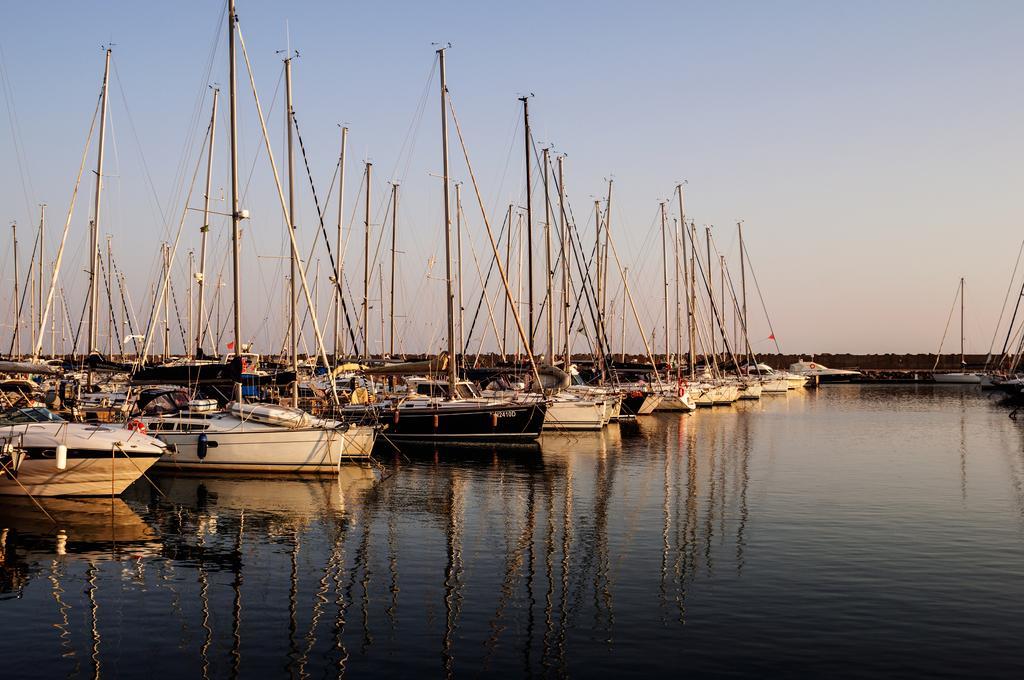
[[747, 363, 809, 389], [788, 359, 861, 383], [932, 372, 983, 384], [0, 407, 166, 496]]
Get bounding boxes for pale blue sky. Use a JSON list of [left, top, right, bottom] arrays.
[[2, 1, 1022, 356]]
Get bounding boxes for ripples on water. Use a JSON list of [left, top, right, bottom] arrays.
[[3, 385, 1024, 678]]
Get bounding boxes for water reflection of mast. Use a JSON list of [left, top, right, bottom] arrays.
[[442, 473, 464, 679], [660, 421, 672, 620], [737, 408, 751, 574], [345, 495, 374, 655], [959, 402, 968, 502], [297, 503, 348, 676], [597, 435, 615, 635], [86, 561, 101, 680], [387, 487, 399, 631], [556, 452, 574, 674], [676, 411, 699, 622], [287, 528, 301, 669], [541, 464, 556, 674], [483, 471, 536, 669], [524, 482, 537, 674], [48, 558, 77, 673], [333, 507, 354, 676], [702, 422, 721, 574], [230, 510, 244, 680], [198, 525, 213, 680]]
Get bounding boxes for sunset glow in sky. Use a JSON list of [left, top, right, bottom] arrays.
[[2, 1, 1022, 356]]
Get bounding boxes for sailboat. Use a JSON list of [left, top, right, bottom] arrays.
[[339, 48, 546, 446], [933, 277, 982, 384], [139, 0, 376, 466]]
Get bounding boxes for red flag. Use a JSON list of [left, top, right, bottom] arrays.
[[768, 334, 775, 341], [227, 341, 235, 350]]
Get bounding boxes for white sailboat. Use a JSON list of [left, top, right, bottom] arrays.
[[933, 277, 982, 384], [138, 0, 376, 468]]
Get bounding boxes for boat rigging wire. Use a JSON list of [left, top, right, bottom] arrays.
[[932, 279, 962, 371], [739, 239, 782, 354], [289, 108, 361, 356], [0, 41, 38, 222], [989, 238, 1024, 368], [31, 59, 106, 360]]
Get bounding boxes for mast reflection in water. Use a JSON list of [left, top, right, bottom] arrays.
[[3, 386, 1024, 677]]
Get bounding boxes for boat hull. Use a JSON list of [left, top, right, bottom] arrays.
[[619, 392, 664, 415], [761, 378, 791, 393], [932, 373, 983, 384], [737, 382, 763, 400], [656, 393, 697, 411], [373, 401, 547, 445], [544, 400, 605, 431], [153, 425, 375, 472], [0, 451, 161, 496]]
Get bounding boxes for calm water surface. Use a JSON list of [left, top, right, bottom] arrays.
[[3, 385, 1024, 678]]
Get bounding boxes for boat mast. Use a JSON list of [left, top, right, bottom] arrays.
[[379, 262, 385, 359], [960, 276, 966, 367], [333, 125, 348, 360], [438, 47, 459, 390], [37, 205, 45, 352], [88, 47, 111, 358], [542, 148, 554, 363], [603, 179, 613, 340], [362, 161, 371, 361], [595, 200, 602, 346], [228, 0, 243, 402], [720, 253, 726, 363], [673, 217, 682, 380], [162, 243, 171, 360], [660, 201, 670, 374], [738, 220, 747, 365], [455, 182, 464, 364], [196, 87, 218, 357], [558, 155, 570, 368], [520, 96, 534, 356], [688, 220, 697, 379], [106, 236, 113, 355], [594, 199, 606, 379], [705, 226, 714, 362], [11, 223, 19, 356], [676, 185, 690, 372], [502, 203, 512, 356], [284, 55, 299, 406], [516, 210, 524, 361], [187, 250, 194, 357], [389, 182, 398, 356], [620, 273, 627, 362]]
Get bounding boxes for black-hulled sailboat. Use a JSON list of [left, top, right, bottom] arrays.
[[342, 48, 546, 446]]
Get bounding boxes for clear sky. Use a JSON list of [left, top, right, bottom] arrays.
[[2, 0, 1023, 357]]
